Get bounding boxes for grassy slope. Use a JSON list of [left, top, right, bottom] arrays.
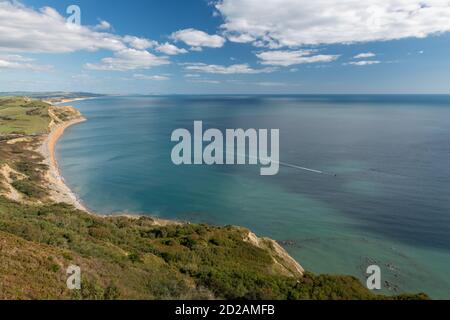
[[0, 98, 49, 199], [0, 97, 50, 135], [0, 97, 429, 300], [0, 198, 428, 300]]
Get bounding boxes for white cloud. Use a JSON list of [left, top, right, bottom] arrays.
[[123, 36, 157, 50], [171, 28, 226, 48], [0, 2, 170, 73], [256, 82, 288, 87], [133, 74, 170, 81], [188, 79, 221, 84], [0, 54, 51, 71], [95, 20, 112, 31], [189, 46, 203, 52], [354, 52, 376, 59], [85, 49, 170, 71], [155, 43, 188, 55], [0, 54, 34, 63], [183, 63, 275, 74], [216, 0, 450, 47], [0, 1, 127, 53], [347, 60, 381, 66], [123, 37, 187, 55], [256, 50, 339, 66], [226, 33, 255, 44], [184, 74, 201, 78]]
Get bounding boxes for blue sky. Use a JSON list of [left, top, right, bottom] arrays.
[[1, 0, 450, 94]]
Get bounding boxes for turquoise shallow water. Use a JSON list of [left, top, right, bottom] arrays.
[[57, 95, 450, 298]]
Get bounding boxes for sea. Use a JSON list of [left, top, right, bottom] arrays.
[[57, 95, 450, 298]]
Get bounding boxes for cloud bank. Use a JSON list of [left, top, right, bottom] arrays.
[[354, 52, 376, 59], [0, 54, 51, 71], [85, 49, 170, 71], [0, 1, 172, 71], [0, 1, 127, 53], [183, 63, 275, 74], [256, 50, 340, 66], [216, 0, 450, 48]]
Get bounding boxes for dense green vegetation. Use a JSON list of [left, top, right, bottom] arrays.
[[0, 197, 428, 300], [0, 97, 429, 300], [0, 124, 48, 200], [0, 97, 79, 201]]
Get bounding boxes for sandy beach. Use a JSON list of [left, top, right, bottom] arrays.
[[39, 115, 87, 211], [37, 104, 184, 222], [42, 97, 95, 105]]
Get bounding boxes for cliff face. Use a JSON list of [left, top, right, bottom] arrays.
[[244, 230, 304, 277], [0, 99, 86, 207], [0, 98, 49, 203], [48, 105, 84, 128]]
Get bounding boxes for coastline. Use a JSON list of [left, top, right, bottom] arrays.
[[36, 103, 190, 225], [37, 104, 182, 223], [42, 97, 96, 105], [34, 103, 302, 278], [39, 115, 88, 211]]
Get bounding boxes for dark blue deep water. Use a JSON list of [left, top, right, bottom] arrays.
[[58, 95, 450, 298]]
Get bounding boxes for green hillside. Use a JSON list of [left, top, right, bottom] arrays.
[[0, 197, 428, 300], [0, 97, 50, 135]]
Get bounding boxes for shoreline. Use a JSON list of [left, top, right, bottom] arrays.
[[38, 114, 188, 227], [39, 116, 88, 211], [37, 105, 181, 224], [33, 102, 306, 279], [42, 97, 97, 105]]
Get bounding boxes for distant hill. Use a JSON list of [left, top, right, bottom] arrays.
[[0, 92, 105, 100]]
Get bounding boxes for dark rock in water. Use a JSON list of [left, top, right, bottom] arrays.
[[384, 280, 399, 292], [278, 240, 298, 247]]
